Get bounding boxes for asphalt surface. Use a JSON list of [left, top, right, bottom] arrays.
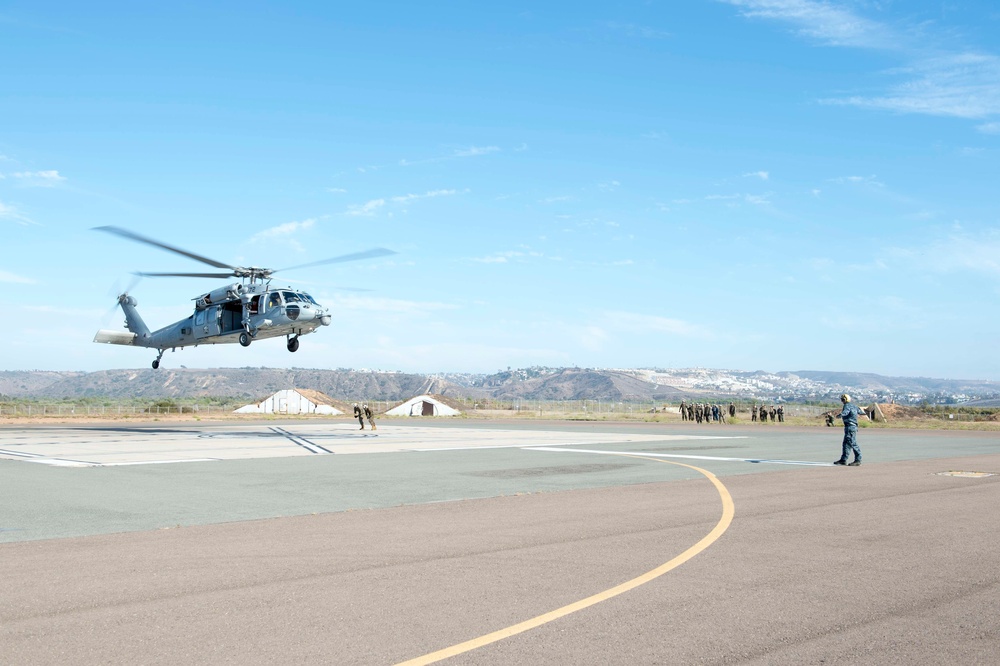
[[1, 421, 999, 664]]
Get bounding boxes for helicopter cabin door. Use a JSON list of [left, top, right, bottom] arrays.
[[194, 306, 221, 339]]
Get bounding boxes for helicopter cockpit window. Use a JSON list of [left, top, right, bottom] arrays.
[[301, 293, 317, 305], [282, 291, 301, 303], [195, 309, 206, 326], [268, 292, 282, 309]]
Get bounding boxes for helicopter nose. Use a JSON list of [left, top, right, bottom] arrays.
[[320, 314, 331, 326]]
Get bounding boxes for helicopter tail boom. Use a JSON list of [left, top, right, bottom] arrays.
[[117, 293, 152, 341]]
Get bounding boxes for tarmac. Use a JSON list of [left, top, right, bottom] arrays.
[[1, 420, 999, 664]]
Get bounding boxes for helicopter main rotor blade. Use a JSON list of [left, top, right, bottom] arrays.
[[135, 271, 238, 279], [274, 247, 397, 274], [93, 226, 238, 271]]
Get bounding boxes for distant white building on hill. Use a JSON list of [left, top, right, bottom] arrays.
[[235, 389, 343, 415], [385, 394, 462, 417]]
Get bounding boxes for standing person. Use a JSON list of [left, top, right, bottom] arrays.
[[353, 402, 365, 430], [363, 403, 377, 430], [751, 404, 758, 422], [711, 404, 719, 422], [777, 405, 784, 422], [729, 402, 736, 418], [680, 400, 688, 421], [769, 406, 777, 423], [834, 393, 862, 466]]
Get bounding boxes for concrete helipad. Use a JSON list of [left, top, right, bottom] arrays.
[[2, 421, 999, 664], [0, 422, 744, 466]]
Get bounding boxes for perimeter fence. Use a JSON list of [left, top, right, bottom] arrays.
[[0, 399, 838, 419], [3, 399, 996, 423]]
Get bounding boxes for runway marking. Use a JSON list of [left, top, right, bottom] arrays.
[[413, 435, 747, 454], [270, 427, 333, 454], [0, 448, 46, 459], [395, 451, 735, 665], [527, 446, 834, 466], [99, 459, 221, 467]]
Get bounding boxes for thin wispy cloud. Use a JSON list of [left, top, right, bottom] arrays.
[[744, 193, 772, 206], [895, 230, 1000, 277], [470, 249, 545, 264], [399, 145, 500, 166], [248, 218, 318, 252], [830, 52, 1000, 119], [250, 218, 316, 243], [830, 174, 884, 188], [604, 311, 712, 338], [347, 189, 459, 216], [723, 0, 1000, 120], [453, 145, 500, 158], [743, 170, 769, 180], [346, 198, 387, 217], [11, 170, 65, 186], [0, 200, 34, 225], [721, 0, 891, 49], [0, 269, 36, 284], [390, 189, 458, 204], [978, 122, 1000, 134]]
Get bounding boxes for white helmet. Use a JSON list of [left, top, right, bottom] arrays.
[[840, 394, 851, 403]]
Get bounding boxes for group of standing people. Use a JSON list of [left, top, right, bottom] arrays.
[[751, 404, 784, 423], [679, 401, 785, 424], [679, 401, 736, 424]]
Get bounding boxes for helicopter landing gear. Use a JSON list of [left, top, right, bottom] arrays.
[[287, 336, 300, 353], [152, 349, 165, 370], [239, 331, 252, 347]]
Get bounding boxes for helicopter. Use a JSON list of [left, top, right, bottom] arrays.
[[92, 225, 395, 369]]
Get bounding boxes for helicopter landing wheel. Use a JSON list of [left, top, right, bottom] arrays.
[[287, 336, 300, 353], [239, 331, 252, 347], [152, 359, 160, 369]]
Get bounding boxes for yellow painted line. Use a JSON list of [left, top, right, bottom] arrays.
[[395, 456, 735, 665]]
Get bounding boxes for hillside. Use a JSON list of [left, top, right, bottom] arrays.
[[0, 368, 470, 402], [2, 366, 998, 404]]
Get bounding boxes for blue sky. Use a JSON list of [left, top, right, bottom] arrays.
[[2, 1, 999, 379]]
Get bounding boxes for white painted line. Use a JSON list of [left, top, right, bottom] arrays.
[[413, 444, 565, 452], [526, 446, 835, 467], [25, 459, 95, 467], [413, 435, 749, 454], [0, 448, 45, 459], [99, 459, 222, 466]]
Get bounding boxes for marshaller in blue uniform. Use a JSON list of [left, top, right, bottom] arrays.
[[834, 393, 862, 466]]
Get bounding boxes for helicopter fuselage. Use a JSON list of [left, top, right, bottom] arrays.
[[94, 283, 332, 368]]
